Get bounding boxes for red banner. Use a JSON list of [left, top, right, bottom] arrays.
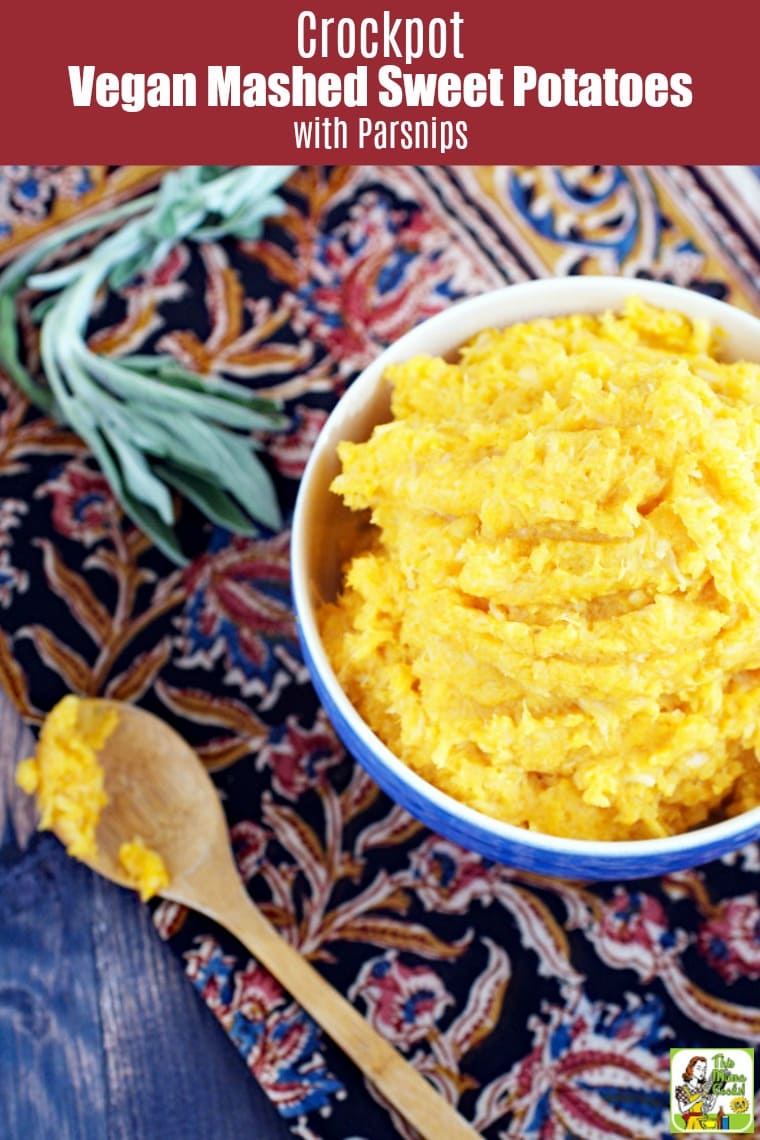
[[2, 0, 755, 162]]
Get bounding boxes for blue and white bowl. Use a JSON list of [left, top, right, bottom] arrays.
[[291, 277, 760, 880]]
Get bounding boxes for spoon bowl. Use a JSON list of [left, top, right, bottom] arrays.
[[80, 700, 229, 907], [52, 699, 480, 1140]]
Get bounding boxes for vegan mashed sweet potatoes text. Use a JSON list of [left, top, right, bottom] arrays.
[[319, 298, 760, 841]]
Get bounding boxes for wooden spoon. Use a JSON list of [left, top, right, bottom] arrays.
[[59, 700, 481, 1140]]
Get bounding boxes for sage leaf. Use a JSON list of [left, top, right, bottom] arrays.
[[77, 345, 284, 430], [117, 354, 288, 425], [0, 165, 295, 564], [102, 429, 175, 526], [154, 463, 257, 535]]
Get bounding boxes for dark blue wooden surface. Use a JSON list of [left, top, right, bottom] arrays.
[[0, 691, 291, 1140]]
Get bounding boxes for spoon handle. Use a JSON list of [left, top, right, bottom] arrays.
[[199, 877, 481, 1140]]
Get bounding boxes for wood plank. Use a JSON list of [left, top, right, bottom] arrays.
[[0, 689, 37, 850], [91, 870, 289, 1140], [0, 835, 109, 1140], [0, 689, 290, 1139]]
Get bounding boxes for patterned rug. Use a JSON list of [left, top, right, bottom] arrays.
[[0, 165, 758, 1139]]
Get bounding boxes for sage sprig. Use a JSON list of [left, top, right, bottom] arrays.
[[0, 165, 296, 564]]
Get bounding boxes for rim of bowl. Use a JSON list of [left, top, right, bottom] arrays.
[[292, 277, 760, 863]]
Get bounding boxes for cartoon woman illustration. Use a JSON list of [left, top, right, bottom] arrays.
[[675, 1056, 716, 1129]]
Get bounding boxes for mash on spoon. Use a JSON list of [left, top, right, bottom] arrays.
[[17, 695, 170, 899], [320, 297, 760, 841]]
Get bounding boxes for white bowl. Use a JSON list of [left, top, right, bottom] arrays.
[[291, 277, 760, 879]]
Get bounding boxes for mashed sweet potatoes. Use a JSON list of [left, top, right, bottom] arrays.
[[320, 297, 760, 841]]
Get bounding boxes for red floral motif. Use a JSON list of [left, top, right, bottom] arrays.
[[350, 951, 454, 1051], [501, 991, 669, 1139], [696, 894, 760, 984], [230, 819, 270, 882], [267, 405, 328, 481], [174, 531, 295, 691], [256, 711, 344, 801], [152, 899, 187, 941], [39, 458, 122, 547], [591, 887, 687, 980], [89, 244, 190, 357], [185, 936, 342, 1118], [290, 192, 474, 378], [226, 957, 285, 1023], [406, 836, 495, 913], [156, 244, 308, 384]]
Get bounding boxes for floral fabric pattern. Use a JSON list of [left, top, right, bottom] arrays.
[[1, 165, 759, 1138]]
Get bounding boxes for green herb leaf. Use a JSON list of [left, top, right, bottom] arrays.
[[116, 488, 189, 566], [154, 463, 257, 535], [0, 166, 295, 564], [116, 354, 288, 426], [81, 423, 188, 565], [78, 346, 285, 431], [102, 428, 175, 527]]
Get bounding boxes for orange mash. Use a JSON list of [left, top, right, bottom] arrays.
[[17, 695, 170, 898], [320, 297, 760, 840]]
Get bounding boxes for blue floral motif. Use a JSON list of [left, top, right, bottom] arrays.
[[185, 937, 343, 1120], [507, 991, 672, 1138], [507, 165, 660, 272], [0, 166, 97, 239], [174, 530, 296, 694]]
